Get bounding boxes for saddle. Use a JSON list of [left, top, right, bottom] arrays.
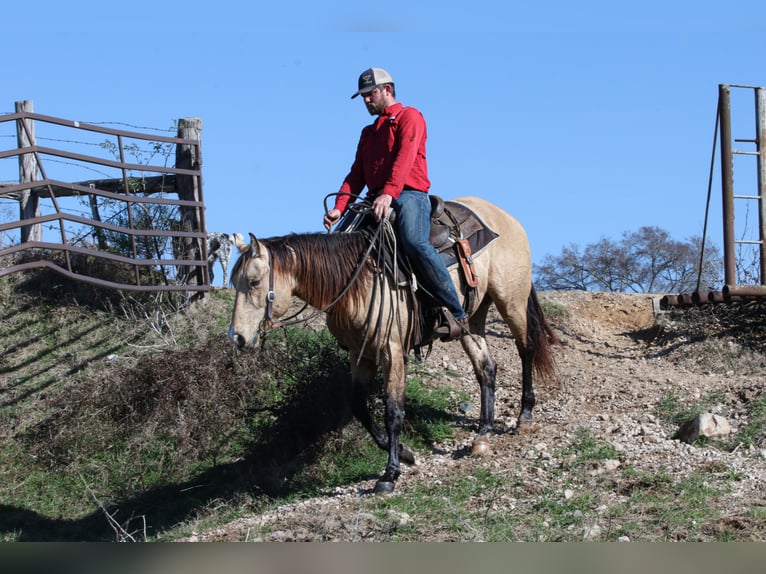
[[426, 196, 499, 291], [335, 194, 499, 316]]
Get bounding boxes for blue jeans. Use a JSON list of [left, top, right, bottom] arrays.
[[391, 190, 466, 320]]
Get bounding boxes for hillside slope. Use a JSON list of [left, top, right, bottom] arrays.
[[2, 275, 766, 542], [183, 291, 766, 542]]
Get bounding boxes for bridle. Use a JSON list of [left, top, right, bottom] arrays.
[[253, 257, 276, 339], [254, 220, 382, 343]]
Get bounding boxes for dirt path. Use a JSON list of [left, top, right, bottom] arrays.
[[184, 292, 766, 541]]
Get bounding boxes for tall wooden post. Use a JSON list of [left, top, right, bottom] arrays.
[[16, 100, 42, 242], [88, 185, 108, 251], [175, 117, 205, 286]]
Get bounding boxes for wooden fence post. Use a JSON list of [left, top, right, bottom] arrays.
[[175, 117, 204, 286], [16, 100, 42, 242]]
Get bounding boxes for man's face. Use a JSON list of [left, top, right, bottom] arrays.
[[362, 86, 389, 115]]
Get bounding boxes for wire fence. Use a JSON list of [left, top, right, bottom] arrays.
[[0, 103, 209, 292]]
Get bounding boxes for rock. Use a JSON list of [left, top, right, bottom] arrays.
[[583, 523, 601, 541], [675, 413, 732, 444], [387, 510, 411, 526], [458, 401, 475, 414]]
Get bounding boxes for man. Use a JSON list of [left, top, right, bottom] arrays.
[[323, 67, 468, 340]]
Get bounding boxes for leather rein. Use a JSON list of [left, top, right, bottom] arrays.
[[257, 205, 383, 343]]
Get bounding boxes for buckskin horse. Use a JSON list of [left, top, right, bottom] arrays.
[[227, 195, 557, 494]]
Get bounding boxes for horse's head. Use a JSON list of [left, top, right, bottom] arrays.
[[227, 232, 289, 349]]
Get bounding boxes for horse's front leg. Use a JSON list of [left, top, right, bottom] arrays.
[[349, 355, 415, 488], [374, 351, 408, 494], [349, 356, 388, 449]]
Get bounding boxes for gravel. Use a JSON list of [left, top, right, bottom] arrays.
[[182, 291, 766, 542]]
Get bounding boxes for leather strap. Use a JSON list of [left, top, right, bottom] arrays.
[[455, 237, 479, 288]]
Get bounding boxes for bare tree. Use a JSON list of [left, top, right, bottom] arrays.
[[534, 226, 723, 293]]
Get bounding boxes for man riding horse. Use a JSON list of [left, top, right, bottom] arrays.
[[323, 67, 468, 341], [228, 67, 558, 494]]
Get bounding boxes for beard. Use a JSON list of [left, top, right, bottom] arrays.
[[366, 100, 385, 116]]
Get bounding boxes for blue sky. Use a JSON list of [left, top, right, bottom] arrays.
[[2, 1, 765, 284]]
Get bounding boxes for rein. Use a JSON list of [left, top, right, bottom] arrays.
[[256, 206, 384, 342], [357, 213, 398, 365], [254, 196, 413, 366]]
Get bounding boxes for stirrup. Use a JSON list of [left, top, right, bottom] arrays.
[[433, 307, 467, 341]]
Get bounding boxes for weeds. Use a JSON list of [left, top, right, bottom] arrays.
[[727, 395, 766, 450], [2, 269, 470, 540], [560, 427, 621, 468], [2, 273, 766, 542], [655, 390, 726, 427]]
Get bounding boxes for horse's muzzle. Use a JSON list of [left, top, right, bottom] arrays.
[[228, 326, 251, 349]]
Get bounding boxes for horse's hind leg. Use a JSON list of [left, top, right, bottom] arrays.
[[459, 299, 497, 454], [515, 338, 536, 426], [493, 292, 536, 430]]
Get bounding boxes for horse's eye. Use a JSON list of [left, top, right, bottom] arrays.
[[249, 278, 261, 288]]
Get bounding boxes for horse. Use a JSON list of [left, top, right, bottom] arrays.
[[206, 232, 233, 286], [172, 232, 233, 287], [227, 196, 558, 494]]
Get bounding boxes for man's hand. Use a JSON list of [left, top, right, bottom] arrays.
[[372, 193, 393, 221], [323, 208, 342, 231]]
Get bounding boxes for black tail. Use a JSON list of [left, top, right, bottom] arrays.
[[526, 286, 558, 380]]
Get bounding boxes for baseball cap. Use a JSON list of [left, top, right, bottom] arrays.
[[351, 67, 394, 99]]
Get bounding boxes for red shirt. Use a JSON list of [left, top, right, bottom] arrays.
[[334, 102, 431, 213]]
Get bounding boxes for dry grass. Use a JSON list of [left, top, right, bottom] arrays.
[[3, 271, 766, 542]]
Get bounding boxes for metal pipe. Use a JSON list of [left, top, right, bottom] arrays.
[[723, 284, 766, 298], [708, 291, 727, 303], [719, 84, 736, 286], [692, 290, 714, 304], [756, 87, 766, 285]]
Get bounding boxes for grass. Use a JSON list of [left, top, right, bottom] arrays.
[[2, 272, 765, 542], [559, 427, 622, 468], [371, 468, 508, 541], [656, 388, 766, 452], [538, 298, 567, 322], [0, 271, 480, 541], [611, 466, 732, 541], [402, 376, 470, 448], [732, 395, 766, 449], [655, 390, 726, 427], [326, 427, 748, 542]]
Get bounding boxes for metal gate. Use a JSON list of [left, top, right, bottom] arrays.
[[0, 100, 209, 292]]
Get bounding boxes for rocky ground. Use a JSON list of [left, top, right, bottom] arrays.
[[182, 291, 766, 541]]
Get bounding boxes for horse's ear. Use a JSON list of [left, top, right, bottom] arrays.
[[232, 233, 249, 254], [248, 233, 261, 258]]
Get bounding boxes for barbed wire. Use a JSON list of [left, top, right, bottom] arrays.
[[85, 121, 176, 133], [0, 111, 175, 133], [0, 132, 175, 156]]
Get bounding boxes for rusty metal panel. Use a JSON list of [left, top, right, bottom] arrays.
[[0, 106, 210, 293]]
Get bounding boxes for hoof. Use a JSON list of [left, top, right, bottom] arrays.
[[399, 444, 416, 466], [373, 480, 396, 494], [515, 415, 536, 434], [471, 435, 492, 457]]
